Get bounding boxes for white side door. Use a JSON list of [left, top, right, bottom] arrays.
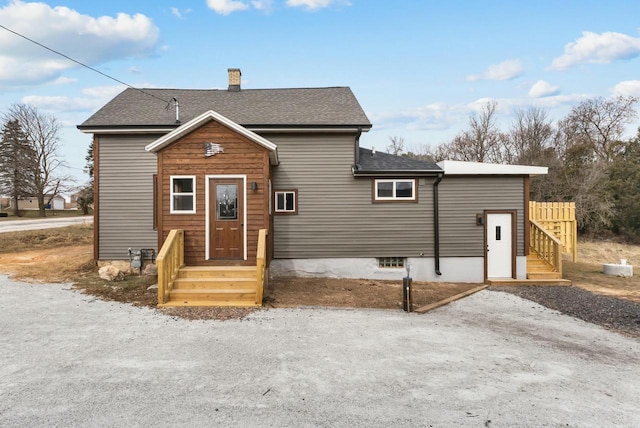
[[486, 213, 513, 279]]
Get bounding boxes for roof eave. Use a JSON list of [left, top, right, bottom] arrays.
[[144, 110, 279, 165], [352, 168, 443, 177]]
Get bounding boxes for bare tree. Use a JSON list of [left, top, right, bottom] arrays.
[[386, 136, 405, 156], [508, 106, 554, 165], [0, 119, 34, 215], [76, 140, 94, 215], [565, 95, 638, 161], [5, 104, 70, 217], [445, 100, 507, 163]]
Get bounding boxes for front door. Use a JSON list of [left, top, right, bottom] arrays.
[[486, 212, 514, 279], [209, 178, 244, 259]]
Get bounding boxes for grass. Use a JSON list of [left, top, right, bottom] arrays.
[[0, 224, 93, 254], [562, 239, 640, 302], [0, 209, 92, 220]]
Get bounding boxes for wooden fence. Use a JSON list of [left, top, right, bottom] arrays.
[[529, 202, 577, 262]]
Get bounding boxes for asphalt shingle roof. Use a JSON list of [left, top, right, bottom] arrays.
[[357, 148, 441, 173], [79, 87, 371, 128]]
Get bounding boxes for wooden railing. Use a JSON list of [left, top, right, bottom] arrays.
[[530, 220, 563, 274], [529, 201, 577, 262], [156, 229, 184, 305], [255, 229, 268, 305]]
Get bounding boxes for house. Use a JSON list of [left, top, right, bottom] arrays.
[[1, 194, 66, 211], [78, 69, 563, 306]]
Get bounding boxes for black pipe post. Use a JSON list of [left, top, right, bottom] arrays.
[[433, 173, 443, 276]]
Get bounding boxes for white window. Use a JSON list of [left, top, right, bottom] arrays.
[[170, 176, 196, 214], [274, 190, 297, 214], [378, 257, 405, 268], [374, 179, 416, 201]]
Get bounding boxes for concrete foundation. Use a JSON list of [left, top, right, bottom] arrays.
[[270, 256, 528, 283]]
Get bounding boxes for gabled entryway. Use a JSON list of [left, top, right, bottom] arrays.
[[146, 111, 277, 306]]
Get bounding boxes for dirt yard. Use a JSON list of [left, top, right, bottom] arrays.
[[1, 226, 640, 320]]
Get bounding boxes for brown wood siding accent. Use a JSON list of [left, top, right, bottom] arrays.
[[158, 121, 270, 266], [439, 176, 525, 257], [97, 134, 160, 259], [270, 134, 434, 258]]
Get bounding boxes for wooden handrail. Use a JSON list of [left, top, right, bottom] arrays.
[[156, 229, 184, 305], [529, 201, 577, 262], [530, 220, 563, 274], [255, 229, 268, 305]]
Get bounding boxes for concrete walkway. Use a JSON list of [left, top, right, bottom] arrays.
[[0, 275, 638, 427], [0, 215, 93, 233]]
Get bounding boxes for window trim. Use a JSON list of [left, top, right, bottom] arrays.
[[373, 179, 417, 202], [170, 175, 196, 214], [274, 189, 298, 214]]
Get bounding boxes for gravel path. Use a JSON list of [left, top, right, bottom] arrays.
[[492, 286, 640, 338]]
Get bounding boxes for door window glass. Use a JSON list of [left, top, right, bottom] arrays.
[[216, 184, 238, 220]]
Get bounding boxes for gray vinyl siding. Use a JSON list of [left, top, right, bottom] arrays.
[[271, 134, 434, 258], [98, 135, 160, 259], [439, 176, 525, 257]]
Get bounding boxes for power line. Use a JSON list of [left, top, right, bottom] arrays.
[[0, 23, 172, 105]]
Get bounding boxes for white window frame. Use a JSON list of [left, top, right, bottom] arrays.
[[170, 175, 196, 214], [274, 190, 297, 214], [378, 257, 406, 268], [374, 179, 416, 201]]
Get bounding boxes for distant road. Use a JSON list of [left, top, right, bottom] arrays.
[[0, 216, 93, 233]]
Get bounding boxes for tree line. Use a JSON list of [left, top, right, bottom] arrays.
[[0, 103, 92, 217], [388, 95, 640, 239]]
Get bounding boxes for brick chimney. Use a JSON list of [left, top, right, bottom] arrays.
[[228, 68, 241, 91]]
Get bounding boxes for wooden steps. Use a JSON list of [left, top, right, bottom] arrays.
[[488, 278, 571, 286], [525, 253, 565, 281], [160, 266, 261, 307]]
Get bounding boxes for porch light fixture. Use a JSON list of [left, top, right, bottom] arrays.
[[251, 182, 258, 191]]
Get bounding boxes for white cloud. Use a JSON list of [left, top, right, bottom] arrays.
[[467, 59, 524, 81], [251, 0, 274, 11], [21, 95, 104, 112], [129, 66, 142, 74], [612, 80, 640, 97], [52, 76, 77, 85], [20, 84, 126, 114], [286, 0, 351, 10], [0, 1, 159, 86], [371, 102, 460, 132], [528, 80, 560, 98], [550, 31, 640, 70], [171, 7, 192, 19], [206, 0, 249, 15]]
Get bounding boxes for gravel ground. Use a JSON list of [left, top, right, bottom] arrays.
[[2, 276, 640, 427], [492, 286, 640, 338]]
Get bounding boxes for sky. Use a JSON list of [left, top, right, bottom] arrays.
[[1, 0, 640, 186]]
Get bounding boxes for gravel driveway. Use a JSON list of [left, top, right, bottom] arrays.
[[1, 275, 639, 427]]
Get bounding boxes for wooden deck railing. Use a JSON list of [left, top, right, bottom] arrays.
[[530, 220, 563, 274], [529, 201, 577, 262], [156, 229, 184, 305], [255, 229, 268, 305]]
